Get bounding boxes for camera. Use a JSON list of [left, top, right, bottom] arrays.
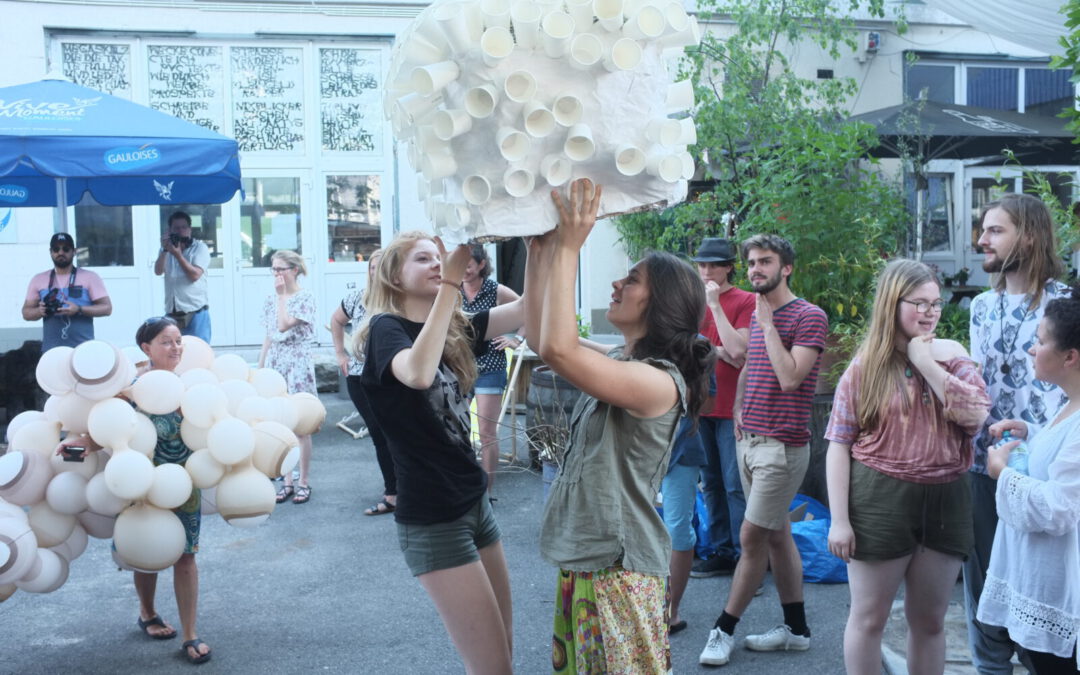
[[169, 233, 193, 247], [42, 288, 63, 317], [62, 445, 87, 463]]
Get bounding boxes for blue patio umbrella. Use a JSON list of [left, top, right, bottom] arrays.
[[0, 77, 241, 229]]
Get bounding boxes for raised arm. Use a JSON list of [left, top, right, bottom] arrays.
[[330, 305, 351, 376], [523, 232, 555, 354], [538, 179, 677, 418]]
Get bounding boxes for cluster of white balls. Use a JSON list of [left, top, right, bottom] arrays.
[[0, 336, 325, 603], [385, 0, 701, 242]]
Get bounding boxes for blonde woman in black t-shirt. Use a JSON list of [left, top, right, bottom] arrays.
[[355, 231, 525, 674]]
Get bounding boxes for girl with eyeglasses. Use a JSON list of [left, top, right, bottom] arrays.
[[259, 249, 317, 504], [824, 259, 991, 674]]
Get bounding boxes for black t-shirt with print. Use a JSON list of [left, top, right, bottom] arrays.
[[361, 311, 489, 524]]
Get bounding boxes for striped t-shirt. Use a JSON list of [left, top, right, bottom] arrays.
[[741, 298, 828, 446]]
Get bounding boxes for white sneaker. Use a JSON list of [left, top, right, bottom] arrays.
[[699, 628, 735, 666], [744, 624, 810, 652]]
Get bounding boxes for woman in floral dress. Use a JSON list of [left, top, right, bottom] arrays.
[[259, 249, 317, 504]]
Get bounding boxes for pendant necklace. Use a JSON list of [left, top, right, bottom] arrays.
[[997, 292, 1033, 375], [904, 365, 931, 405]]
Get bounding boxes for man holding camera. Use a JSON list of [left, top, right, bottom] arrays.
[[155, 210, 211, 342], [22, 232, 113, 351]]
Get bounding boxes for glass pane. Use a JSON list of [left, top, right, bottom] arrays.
[[73, 194, 133, 266], [326, 175, 382, 262], [966, 67, 1019, 111], [158, 204, 225, 269], [1025, 68, 1075, 117], [240, 177, 302, 268], [906, 64, 954, 104], [905, 174, 952, 253], [147, 45, 226, 133], [61, 43, 132, 97], [231, 47, 305, 152], [1022, 172, 1074, 210], [970, 177, 1015, 252], [319, 48, 384, 153]]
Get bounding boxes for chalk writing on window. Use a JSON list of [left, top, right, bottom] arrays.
[[62, 43, 131, 97], [147, 45, 225, 133], [231, 47, 305, 152], [319, 48, 382, 153]]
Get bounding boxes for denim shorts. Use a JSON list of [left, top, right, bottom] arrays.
[[396, 497, 501, 576], [661, 462, 699, 551], [475, 369, 508, 395]]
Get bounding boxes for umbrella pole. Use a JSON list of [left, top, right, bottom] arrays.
[[54, 178, 69, 233]]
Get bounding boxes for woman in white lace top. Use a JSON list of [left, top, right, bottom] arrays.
[[978, 283, 1080, 674]]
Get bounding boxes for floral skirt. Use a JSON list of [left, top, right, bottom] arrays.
[[552, 567, 670, 674]]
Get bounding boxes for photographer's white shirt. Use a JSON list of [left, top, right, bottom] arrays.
[[163, 239, 210, 313]]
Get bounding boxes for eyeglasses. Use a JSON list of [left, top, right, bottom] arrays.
[[271, 266, 294, 274], [51, 245, 73, 253], [900, 299, 945, 314]]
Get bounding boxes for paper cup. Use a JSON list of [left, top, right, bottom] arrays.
[[421, 151, 458, 181], [434, 3, 474, 54], [411, 61, 460, 95], [566, 0, 595, 30], [614, 144, 646, 176], [594, 0, 625, 31], [400, 33, 447, 66], [496, 127, 531, 162], [446, 203, 471, 229], [603, 37, 642, 71], [396, 93, 442, 124], [623, 5, 665, 39], [664, 1, 690, 33], [552, 93, 584, 127], [677, 117, 697, 145], [481, 26, 514, 66], [463, 1, 485, 41], [564, 124, 596, 161], [511, 2, 542, 50], [666, 79, 695, 114], [541, 11, 575, 58], [569, 33, 603, 70], [503, 167, 536, 198], [481, 0, 511, 29], [646, 118, 682, 146], [622, 0, 645, 18], [646, 151, 682, 183], [433, 109, 473, 141], [523, 101, 556, 138], [463, 175, 493, 205], [540, 154, 573, 186], [504, 70, 537, 103], [659, 15, 701, 52], [465, 84, 499, 119], [678, 151, 695, 180]]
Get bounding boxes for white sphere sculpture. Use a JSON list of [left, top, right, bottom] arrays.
[[290, 393, 327, 436], [184, 449, 226, 490], [176, 335, 215, 375], [27, 502, 77, 548], [121, 345, 149, 370], [212, 354, 250, 382], [0, 516, 39, 585], [54, 391, 98, 434], [103, 449, 155, 501], [129, 413, 158, 458], [200, 486, 219, 516], [85, 473, 129, 517], [15, 548, 69, 594], [235, 396, 272, 425], [9, 419, 62, 458], [0, 451, 55, 506], [207, 418, 255, 466], [180, 418, 210, 453], [266, 396, 299, 433], [49, 522, 88, 562], [147, 463, 194, 510], [87, 397, 138, 449], [181, 383, 229, 428], [220, 379, 258, 417], [249, 368, 288, 398], [180, 367, 218, 390], [71, 341, 132, 401], [215, 464, 275, 527], [76, 510, 116, 539], [0, 498, 28, 522], [49, 446, 99, 480], [35, 346, 76, 396], [130, 369, 185, 415], [5, 410, 46, 445], [44, 472, 89, 515], [113, 503, 185, 571], [252, 421, 300, 478]]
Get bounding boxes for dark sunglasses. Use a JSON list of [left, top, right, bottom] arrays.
[[51, 245, 73, 253]]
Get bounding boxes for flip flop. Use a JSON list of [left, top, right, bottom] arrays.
[[181, 638, 212, 664], [669, 620, 688, 635], [137, 615, 177, 640], [364, 498, 395, 516]]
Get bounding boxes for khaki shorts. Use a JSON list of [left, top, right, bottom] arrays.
[[736, 433, 809, 531]]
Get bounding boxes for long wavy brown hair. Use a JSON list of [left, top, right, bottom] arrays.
[[355, 232, 477, 393], [981, 193, 1064, 309]]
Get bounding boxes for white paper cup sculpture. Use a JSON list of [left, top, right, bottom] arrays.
[[113, 503, 186, 572], [385, 0, 700, 242]]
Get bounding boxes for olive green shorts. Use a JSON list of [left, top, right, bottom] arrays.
[[396, 497, 501, 577], [849, 460, 973, 562]]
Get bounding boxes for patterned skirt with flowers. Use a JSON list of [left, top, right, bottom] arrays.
[[552, 566, 670, 675]]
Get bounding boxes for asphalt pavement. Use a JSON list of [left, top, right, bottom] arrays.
[[4, 390, 888, 674]]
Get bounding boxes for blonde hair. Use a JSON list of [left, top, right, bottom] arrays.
[[853, 259, 939, 431], [271, 249, 307, 276], [355, 232, 477, 393]]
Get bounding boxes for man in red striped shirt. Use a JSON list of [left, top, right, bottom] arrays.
[[700, 234, 829, 667]]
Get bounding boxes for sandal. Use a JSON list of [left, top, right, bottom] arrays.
[[275, 485, 294, 504], [364, 498, 395, 516], [293, 485, 312, 504], [137, 614, 177, 640], [181, 638, 212, 664]]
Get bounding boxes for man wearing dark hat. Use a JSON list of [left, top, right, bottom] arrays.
[[22, 232, 112, 351], [689, 238, 756, 578]]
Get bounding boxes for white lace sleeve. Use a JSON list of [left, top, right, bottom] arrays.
[[996, 438, 1080, 536]]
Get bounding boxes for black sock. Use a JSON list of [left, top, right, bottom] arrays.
[[781, 602, 809, 637], [714, 611, 739, 635]]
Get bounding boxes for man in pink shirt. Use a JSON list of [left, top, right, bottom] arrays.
[[22, 232, 112, 351]]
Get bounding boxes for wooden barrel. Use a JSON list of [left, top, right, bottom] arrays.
[[525, 366, 583, 470]]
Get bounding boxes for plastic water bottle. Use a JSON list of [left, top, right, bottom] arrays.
[[996, 430, 1030, 475]]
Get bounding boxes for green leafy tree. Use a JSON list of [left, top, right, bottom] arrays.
[[1054, 0, 1080, 142], [616, 0, 909, 326]]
